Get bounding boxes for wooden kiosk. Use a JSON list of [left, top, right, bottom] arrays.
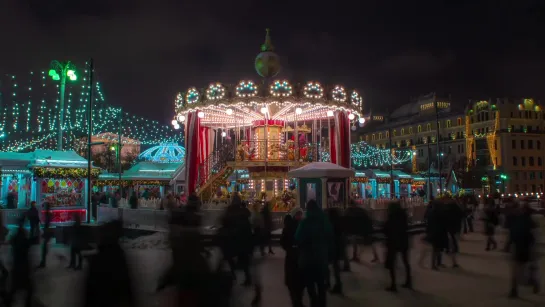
[[288, 162, 355, 209]]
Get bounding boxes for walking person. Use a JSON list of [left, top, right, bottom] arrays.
[[446, 201, 463, 267], [5, 218, 34, 307], [37, 202, 52, 268], [344, 201, 377, 263], [383, 202, 412, 292], [281, 212, 304, 307], [261, 202, 274, 255], [483, 200, 499, 251], [68, 213, 84, 270], [26, 201, 40, 244], [509, 204, 540, 298], [325, 207, 344, 295], [295, 200, 333, 307]]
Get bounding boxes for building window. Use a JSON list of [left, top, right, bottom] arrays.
[[409, 127, 413, 134], [457, 117, 462, 126], [417, 125, 422, 133], [529, 140, 534, 149], [530, 157, 535, 166], [427, 123, 431, 131], [446, 120, 451, 128], [521, 140, 525, 149], [540, 172, 544, 180], [365, 135, 369, 142], [512, 140, 516, 149], [530, 172, 535, 180], [401, 128, 405, 135], [511, 112, 514, 118], [515, 184, 520, 192], [538, 141, 541, 150], [539, 157, 542, 166], [522, 157, 526, 166], [372, 134, 375, 141], [385, 131, 389, 138], [461, 144, 464, 153], [379, 133, 383, 140], [392, 130, 397, 137], [513, 157, 518, 166]]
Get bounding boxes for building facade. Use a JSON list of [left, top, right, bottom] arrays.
[[356, 94, 545, 195]]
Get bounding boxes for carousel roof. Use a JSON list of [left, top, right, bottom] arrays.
[[288, 162, 355, 179], [138, 143, 185, 163]]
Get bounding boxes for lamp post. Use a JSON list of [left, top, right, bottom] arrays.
[[49, 60, 77, 151]]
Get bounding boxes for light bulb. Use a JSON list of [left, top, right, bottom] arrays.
[[226, 109, 233, 115], [358, 117, 365, 124], [221, 131, 227, 137], [178, 115, 185, 122], [261, 107, 268, 114], [351, 125, 356, 131], [348, 113, 355, 120], [295, 108, 302, 115], [327, 110, 334, 117], [174, 124, 180, 130], [171, 120, 178, 125], [197, 111, 204, 118]]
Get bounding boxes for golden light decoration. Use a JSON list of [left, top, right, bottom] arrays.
[[351, 90, 362, 107], [236, 80, 258, 98], [331, 85, 347, 102], [270, 80, 292, 97], [205, 82, 226, 100], [94, 180, 169, 187], [33, 167, 101, 179], [303, 81, 324, 99], [186, 87, 200, 104]]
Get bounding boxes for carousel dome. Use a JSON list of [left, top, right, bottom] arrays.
[[255, 29, 281, 78], [138, 143, 186, 163]]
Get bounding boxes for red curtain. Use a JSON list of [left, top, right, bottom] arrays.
[[184, 112, 200, 195]]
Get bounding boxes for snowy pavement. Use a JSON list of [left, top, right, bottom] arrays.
[[1, 224, 545, 306]]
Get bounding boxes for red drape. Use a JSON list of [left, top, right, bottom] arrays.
[[329, 124, 337, 164], [185, 112, 200, 195]]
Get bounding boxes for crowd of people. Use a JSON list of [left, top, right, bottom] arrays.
[[0, 193, 540, 306]]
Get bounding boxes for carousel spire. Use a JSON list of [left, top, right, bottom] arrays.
[[261, 28, 275, 52]]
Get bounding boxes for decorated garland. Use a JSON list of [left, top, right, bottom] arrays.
[[236, 80, 258, 98], [331, 85, 347, 102], [34, 167, 101, 179], [94, 179, 169, 187], [303, 81, 324, 99], [205, 82, 226, 100], [185, 87, 200, 104], [351, 90, 362, 107], [270, 80, 292, 97]]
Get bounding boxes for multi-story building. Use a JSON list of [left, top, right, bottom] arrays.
[[356, 94, 545, 195]]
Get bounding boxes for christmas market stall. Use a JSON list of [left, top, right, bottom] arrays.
[[96, 161, 184, 209], [363, 169, 392, 199], [29, 150, 99, 223], [351, 172, 369, 200], [288, 162, 354, 209], [0, 152, 34, 209]]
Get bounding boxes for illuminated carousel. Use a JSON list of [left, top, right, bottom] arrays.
[[174, 29, 364, 210]]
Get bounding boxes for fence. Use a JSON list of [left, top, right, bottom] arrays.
[[97, 204, 428, 232]]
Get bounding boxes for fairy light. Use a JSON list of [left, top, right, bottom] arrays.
[[186, 87, 200, 104], [331, 85, 347, 102], [236, 81, 258, 98], [205, 83, 226, 100], [303, 81, 324, 99], [351, 90, 362, 107], [270, 80, 292, 97]]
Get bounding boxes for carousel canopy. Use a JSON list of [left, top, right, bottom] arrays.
[[0, 150, 91, 169], [288, 162, 355, 179], [173, 81, 363, 128]]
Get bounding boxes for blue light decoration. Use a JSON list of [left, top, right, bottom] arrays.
[[138, 143, 186, 163], [235, 80, 258, 98], [186, 87, 200, 104], [351, 141, 412, 168], [269, 80, 292, 97], [351, 90, 362, 107], [205, 83, 226, 100], [303, 81, 324, 99]]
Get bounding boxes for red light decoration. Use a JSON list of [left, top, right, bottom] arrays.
[[42, 209, 86, 223]]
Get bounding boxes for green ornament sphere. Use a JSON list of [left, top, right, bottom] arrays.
[[255, 51, 281, 78]]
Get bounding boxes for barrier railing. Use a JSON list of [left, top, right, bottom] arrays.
[[97, 204, 428, 232]]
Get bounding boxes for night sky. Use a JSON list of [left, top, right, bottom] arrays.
[[2, 0, 545, 124]]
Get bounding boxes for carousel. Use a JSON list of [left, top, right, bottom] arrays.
[[174, 29, 364, 211]]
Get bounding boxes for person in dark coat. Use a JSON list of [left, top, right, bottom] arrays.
[[129, 192, 138, 210], [84, 220, 134, 307], [5, 218, 33, 307], [37, 202, 52, 268], [483, 200, 499, 251], [26, 201, 40, 243], [325, 207, 345, 295], [281, 212, 304, 307], [425, 201, 448, 270], [295, 200, 333, 307], [383, 202, 412, 291], [503, 201, 517, 252], [509, 204, 539, 298], [68, 213, 84, 270], [260, 203, 274, 255], [344, 202, 377, 263], [445, 201, 463, 267]]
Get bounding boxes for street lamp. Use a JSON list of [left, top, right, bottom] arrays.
[[49, 60, 77, 151]]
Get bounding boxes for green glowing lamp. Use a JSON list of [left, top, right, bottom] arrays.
[[67, 69, 77, 81], [110, 146, 116, 151], [500, 174, 508, 180]]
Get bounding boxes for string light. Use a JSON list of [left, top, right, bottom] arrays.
[[351, 141, 412, 168], [351, 90, 362, 107], [236, 81, 258, 98], [331, 85, 347, 102], [270, 80, 292, 97], [186, 87, 200, 104], [303, 82, 324, 99], [205, 83, 226, 100]]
